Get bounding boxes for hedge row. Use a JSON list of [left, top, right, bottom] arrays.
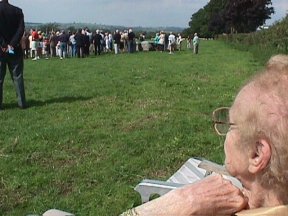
[[218, 15, 288, 64]]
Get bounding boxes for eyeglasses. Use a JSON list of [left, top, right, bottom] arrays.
[[212, 107, 236, 136]]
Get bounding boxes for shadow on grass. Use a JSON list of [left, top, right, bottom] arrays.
[[4, 95, 93, 110]]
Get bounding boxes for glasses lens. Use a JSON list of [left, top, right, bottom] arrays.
[[213, 107, 230, 135], [214, 123, 230, 135]]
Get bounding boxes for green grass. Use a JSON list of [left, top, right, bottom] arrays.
[[0, 41, 263, 215]]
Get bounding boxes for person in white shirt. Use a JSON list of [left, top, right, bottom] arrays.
[[168, 32, 176, 54], [193, 33, 200, 54], [176, 33, 183, 51]]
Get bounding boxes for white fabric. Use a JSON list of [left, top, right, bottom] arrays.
[[42, 209, 74, 216]]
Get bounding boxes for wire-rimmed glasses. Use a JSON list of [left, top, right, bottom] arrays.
[[212, 107, 235, 136]]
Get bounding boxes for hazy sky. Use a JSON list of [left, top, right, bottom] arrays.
[[10, 0, 288, 27]]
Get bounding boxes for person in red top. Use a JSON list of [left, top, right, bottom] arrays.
[[31, 29, 39, 41], [31, 29, 40, 60]]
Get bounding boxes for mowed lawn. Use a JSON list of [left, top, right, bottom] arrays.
[[0, 40, 262, 215]]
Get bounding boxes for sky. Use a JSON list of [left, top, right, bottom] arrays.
[[10, 0, 288, 28]]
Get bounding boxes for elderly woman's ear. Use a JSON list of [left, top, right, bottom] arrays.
[[248, 139, 271, 174]]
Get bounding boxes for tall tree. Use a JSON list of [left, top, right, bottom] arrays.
[[184, 0, 274, 37], [224, 0, 274, 33], [187, 8, 207, 37], [208, 0, 228, 35], [186, 0, 227, 38]]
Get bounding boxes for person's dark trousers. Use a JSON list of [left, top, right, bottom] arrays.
[[76, 46, 84, 58], [94, 43, 101, 55], [23, 48, 29, 59], [194, 44, 199, 54], [0, 53, 26, 109], [50, 45, 56, 57], [128, 41, 134, 53], [76, 45, 80, 58], [133, 41, 136, 52], [97, 43, 101, 55]]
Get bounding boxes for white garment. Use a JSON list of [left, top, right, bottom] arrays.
[[177, 36, 182, 44], [168, 34, 176, 45], [69, 34, 76, 45], [159, 33, 165, 45]]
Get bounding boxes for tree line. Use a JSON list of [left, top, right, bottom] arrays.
[[184, 0, 274, 38]]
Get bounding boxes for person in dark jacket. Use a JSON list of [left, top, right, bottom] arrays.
[[20, 32, 30, 59], [83, 32, 90, 57], [58, 30, 69, 59], [113, 30, 121, 54], [0, 0, 26, 109], [74, 28, 84, 58], [93, 29, 102, 56], [49, 32, 58, 57], [127, 28, 135, 53]]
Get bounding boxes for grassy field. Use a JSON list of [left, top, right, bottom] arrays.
[[0, 40, 263, 215]]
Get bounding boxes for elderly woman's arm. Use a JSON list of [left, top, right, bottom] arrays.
[[121, 175, 248, 216]]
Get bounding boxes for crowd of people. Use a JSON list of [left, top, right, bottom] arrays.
[[19, 28, 199, 60], [1, 0, 199, 110], [20, 27, 138, 60]]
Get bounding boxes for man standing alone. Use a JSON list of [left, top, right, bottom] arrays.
[[193, 33, 200, 54], [0, 0, 26, 109]]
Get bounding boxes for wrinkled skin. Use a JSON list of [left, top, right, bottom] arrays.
[[136, 175, 248, 215]]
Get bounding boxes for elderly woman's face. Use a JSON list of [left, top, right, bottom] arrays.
[[224, 122, 247, 178], [224, 85, 254, 179]]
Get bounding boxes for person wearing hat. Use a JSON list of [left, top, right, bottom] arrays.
[[0, 0, 27, 109]]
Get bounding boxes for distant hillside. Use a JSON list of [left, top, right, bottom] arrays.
[[25, 22, 184, 33]]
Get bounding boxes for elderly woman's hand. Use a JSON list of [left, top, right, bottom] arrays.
[[175, 174, 248, 215], [135, 174, 248, 216]]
